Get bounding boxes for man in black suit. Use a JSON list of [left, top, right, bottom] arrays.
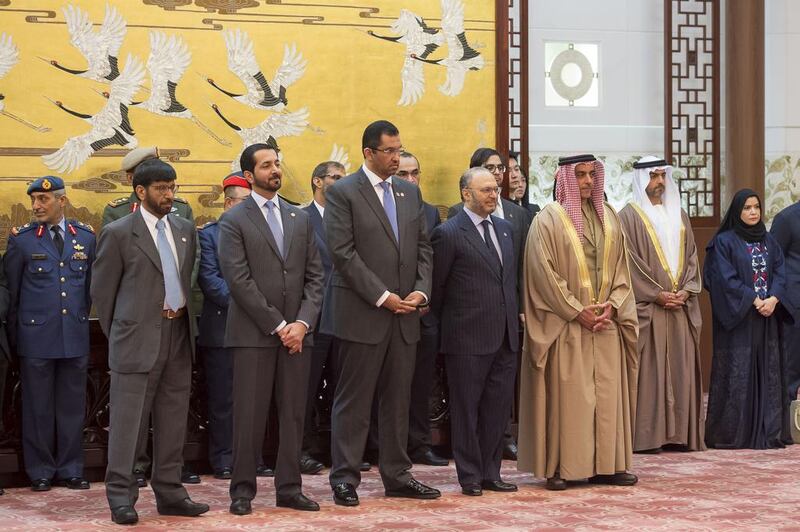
[[300, 160, 345, 475], [0, 254, 8, 497], [431, 167, 519, 496], [448, 148, 529, 461], [93, 160, 208, 525], [394, 151, 448, 467], [219, 143, 324, 516], [323, 120, 438, 506]]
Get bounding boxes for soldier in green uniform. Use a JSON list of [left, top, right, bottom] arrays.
[[102, 147, 194, 228]]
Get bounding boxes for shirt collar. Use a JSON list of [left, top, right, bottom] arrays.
[[139, 203, 167, 230], [47, 217, 66, 234], [250, 189, 280, 211], [464, 205, 492, 226], [362, 164, 392, 188]]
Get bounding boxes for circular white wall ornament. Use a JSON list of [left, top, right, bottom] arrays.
[[549, 47, 594, 102]]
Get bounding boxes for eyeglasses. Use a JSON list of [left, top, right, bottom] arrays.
[[483, 164, 506, 174], [466, 186, 501, 196], [395, 169, 421, 178], [370, 146, 404, 156], [150, 184, 179, 195], [324, 174, 344, 180]]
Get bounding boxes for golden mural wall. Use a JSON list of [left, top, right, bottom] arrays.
[[0, 0, 496, 250]]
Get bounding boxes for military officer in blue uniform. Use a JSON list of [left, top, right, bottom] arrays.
[[4, 176, 96, 491], [197, 172, 251, 479]]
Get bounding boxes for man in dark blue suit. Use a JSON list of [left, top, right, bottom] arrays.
[[0, 253, 9, 496], [300, 160, 345, 475], [4, 176, 96, 491], [197, 172, 252, 479], [395, 152, 448, 466], [431, 167, 519, 496]]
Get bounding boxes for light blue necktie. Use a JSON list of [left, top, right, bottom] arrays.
[[379, 181, 399, 242], [155, 218, 183, 311], [265, 200, 285, 258]]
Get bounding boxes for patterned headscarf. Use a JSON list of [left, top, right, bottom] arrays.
[[554, 154, 605, 241]]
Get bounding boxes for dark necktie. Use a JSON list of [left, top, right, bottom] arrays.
[[51, 226, 64, 255], [480, 220, 501, 265]]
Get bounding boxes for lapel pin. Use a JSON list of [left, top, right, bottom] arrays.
[[504, 232, 508, 237], [181, 236, 187, 242], [72, 240, 77, 244], [290, 212, 296, 217]]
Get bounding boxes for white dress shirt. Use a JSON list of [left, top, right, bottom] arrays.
[[493, 197, 506, 220], [313, 199, 325, 218], [361, 164, 428, 307], [139, 206, 186, 309], [47, 217, 66, 242], [249, 190, 308, 334], [464, 205, 503, 265]]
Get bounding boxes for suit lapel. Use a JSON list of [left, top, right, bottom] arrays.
[[457, 211, 501, 280], [306, 204, 325, 241], [280, 199, 294, 261], [132, 211, 162, 272], [357, 171, 399, 249], [244, 195, 283, 262]]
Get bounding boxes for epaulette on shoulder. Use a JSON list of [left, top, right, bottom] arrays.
[[9, 222, 34, 237], [108, 196, 130, 207], [173, 196, 188, 204], [73, 220, 95, 234], [197, 220, 217, 230]]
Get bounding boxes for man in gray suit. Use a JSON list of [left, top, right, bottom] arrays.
[[92, 159, 208, 525], [323, 120, 439, 506], [219, 143, 324, 516]]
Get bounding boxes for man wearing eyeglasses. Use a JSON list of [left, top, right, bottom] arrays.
[[431, 167, 519, 496], [323, 120, 439, 507], [390, 151, 448, 467], [93, 159, 208, 525]]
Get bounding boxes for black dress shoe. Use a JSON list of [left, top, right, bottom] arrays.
[[31, 478, 51, 492], [230, 498, 252, 515], [213, 467, 232, 480], [332, 482, 359, 506], [481, 480, 518, 492], [589, 472, 638, 486], [181, 468, 201, 484], [256, 465, 275, 477], [411, 448, 449, 466], [59, 477, 90, 490], [502, 441, 518, 461], [359, 461, 372, 472], [157, 497, 210, 517], [133, 469, 147, 488], [385, 478, 441, 499], [461, 484, 482, 496], [300, 454, 325, 475], [277, 493, 320, 511], [546, 475, 567, 491], [111, 505, 139, 525]]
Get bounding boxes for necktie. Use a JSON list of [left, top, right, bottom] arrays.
[[51, 226, 64, 255], [155, 218, 183, 311], [379, 181, 399, 242], [265, 200, 285, 258], [481, 220, 501, 266]]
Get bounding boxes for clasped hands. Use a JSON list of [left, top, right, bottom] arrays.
[[278, 321, 307, 354], [383, 292, 426, 314], [655, 290, 689, 310], [576, 302, 614, 332], [754, 295, 779, 317]]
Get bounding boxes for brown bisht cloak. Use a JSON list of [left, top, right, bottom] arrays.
[[517, 202, 639, 480], [618, 205, 706, 452]]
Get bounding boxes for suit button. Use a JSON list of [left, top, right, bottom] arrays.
[[59, 262, 64, 267], [30, 319, 35, 324], [62, 309, 67, 315], [60, 277, 65, 283], [283, 270, 288, 275], [38, 267, 43, 272], [282, 291, 286, 296], [217, 310, 222, 315], [61, 292, 66, 297]]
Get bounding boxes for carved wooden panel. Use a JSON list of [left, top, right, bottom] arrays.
[[665, 0, 720, 221]]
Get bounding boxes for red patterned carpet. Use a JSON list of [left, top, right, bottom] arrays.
[[1, 447, 799, 530]]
